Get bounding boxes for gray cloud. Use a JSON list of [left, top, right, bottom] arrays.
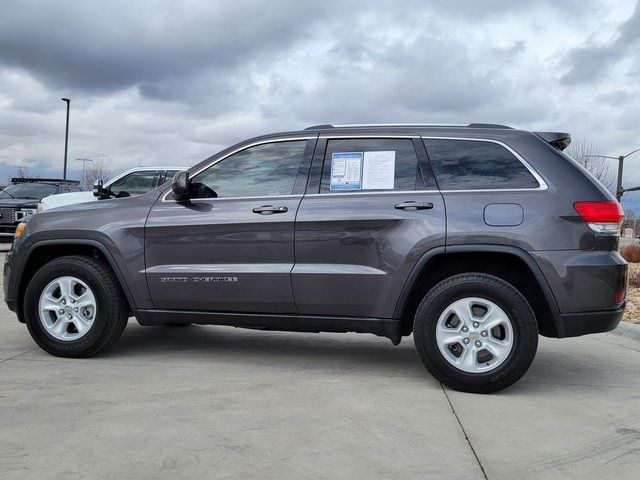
[[0, 0, 639, 206], [561, 3, 640, 85], [0, 0, 339, 94], [288, 35, 511, 122]]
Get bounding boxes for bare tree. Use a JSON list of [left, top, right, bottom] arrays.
[[625, 207, 638, 220], [13, 166, 36, 179], [566, 138, 615, 193], [82, 160, 113, 190]]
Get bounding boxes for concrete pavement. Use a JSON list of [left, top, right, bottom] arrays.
[[0, 251, 639, 479]]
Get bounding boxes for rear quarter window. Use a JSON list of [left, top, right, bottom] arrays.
[[424, 139, 540, 190]]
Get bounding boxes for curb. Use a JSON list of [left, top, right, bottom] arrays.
[[610, 321, 640, 342]]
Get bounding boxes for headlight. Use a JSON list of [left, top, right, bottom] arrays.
[[13, 209, 36, 222], [37, 202, 44, 213], [15, 223, 26, 238]]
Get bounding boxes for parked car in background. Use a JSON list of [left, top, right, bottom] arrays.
[[0, 178, 81, 241], [38, 167, 182, 212]]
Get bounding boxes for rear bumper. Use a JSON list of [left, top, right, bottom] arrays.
[[532, 249, 627, 313], [553, 304, 625, 338], [530, 249, 627, 338]]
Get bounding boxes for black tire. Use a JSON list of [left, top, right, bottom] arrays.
[[23, 255, 129, 358], [413, 273, 538, 394]]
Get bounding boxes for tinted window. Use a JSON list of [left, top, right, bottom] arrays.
[[164, 170, 180, 183], [109, 171, 159, 197], [0, 183, 57, 199], [190, 141, 306, 198], [320, 139, 427, 193], [424, 139, 539, 190]]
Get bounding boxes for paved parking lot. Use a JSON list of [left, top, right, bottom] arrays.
[[1, 251, 639, 480]]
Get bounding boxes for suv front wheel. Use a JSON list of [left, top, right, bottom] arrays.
[[23, 255, 129, 358], [413, 273, 538, 393]]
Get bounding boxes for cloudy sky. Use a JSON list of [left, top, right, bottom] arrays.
[[1, 0, 639, 208]]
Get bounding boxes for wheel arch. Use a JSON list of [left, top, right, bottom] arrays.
[[394, 245, 561, 339], [14, 239, 135, 322]]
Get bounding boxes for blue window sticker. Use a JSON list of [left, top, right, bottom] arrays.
[[330, 152, 362, 190]]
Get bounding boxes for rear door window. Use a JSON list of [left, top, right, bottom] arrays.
[[320, 138, 430, 193], [424, 139, 540, 190]]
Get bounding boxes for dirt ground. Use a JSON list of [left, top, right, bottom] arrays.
[[624, 263, 640, 324]]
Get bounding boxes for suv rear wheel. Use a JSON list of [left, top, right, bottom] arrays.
[[413, 273, 538, 393], [23, 255, 129, 358]]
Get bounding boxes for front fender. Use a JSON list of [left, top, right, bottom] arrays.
[[13, 238, 141, 312]]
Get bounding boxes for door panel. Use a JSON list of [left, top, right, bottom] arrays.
[[145, 137, 314, 313], [292, 135, 446, 319], [145, 196, 301, 313], [293, 192, 445, 318]]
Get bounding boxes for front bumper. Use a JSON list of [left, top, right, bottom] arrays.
[[3, 248, 16, 313], [0, 225, 17, 242], [4, 236, 29, 320], [553, 304, 625, 338]]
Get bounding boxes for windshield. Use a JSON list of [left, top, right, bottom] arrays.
[[0, 183, 58, 200], [108, 171, 158, 197]]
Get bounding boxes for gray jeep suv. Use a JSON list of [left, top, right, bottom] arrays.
[[3, 123, 628, 393]]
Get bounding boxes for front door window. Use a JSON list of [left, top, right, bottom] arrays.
[[190, 141, 307, 199]]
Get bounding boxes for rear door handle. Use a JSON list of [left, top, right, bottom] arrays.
[[252, 205, 288, 215], [394, 201, 434, 211]]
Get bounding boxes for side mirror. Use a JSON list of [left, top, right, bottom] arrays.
[[172, 171, 191, 203], [92, 180, 104, 198]]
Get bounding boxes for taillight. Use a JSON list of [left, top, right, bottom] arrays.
[[574, 201, 624, 235]]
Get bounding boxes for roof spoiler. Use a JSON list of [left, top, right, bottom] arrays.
[[535, 132, 571, 151]]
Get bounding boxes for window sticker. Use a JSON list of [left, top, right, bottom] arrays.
[[330, 152, 363, 190], [362, 151, 395, 190]]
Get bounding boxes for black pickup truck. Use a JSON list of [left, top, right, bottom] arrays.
[[0, 178, 81, 241]]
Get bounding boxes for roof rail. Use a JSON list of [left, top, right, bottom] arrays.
[[304, 123, 512, 130], [467, 123, 512, 129], [304, 124, 335, 130]]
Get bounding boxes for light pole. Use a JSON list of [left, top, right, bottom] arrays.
[[61, 98, 71, 179], [76, 157, 93, 186], [586, 148, 640, 202]]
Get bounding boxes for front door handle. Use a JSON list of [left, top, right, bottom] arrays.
[[394, 201, 434, 211], [252, 205, 288, 215]]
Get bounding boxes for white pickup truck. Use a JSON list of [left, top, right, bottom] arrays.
[[38, 167, 182, 212]]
